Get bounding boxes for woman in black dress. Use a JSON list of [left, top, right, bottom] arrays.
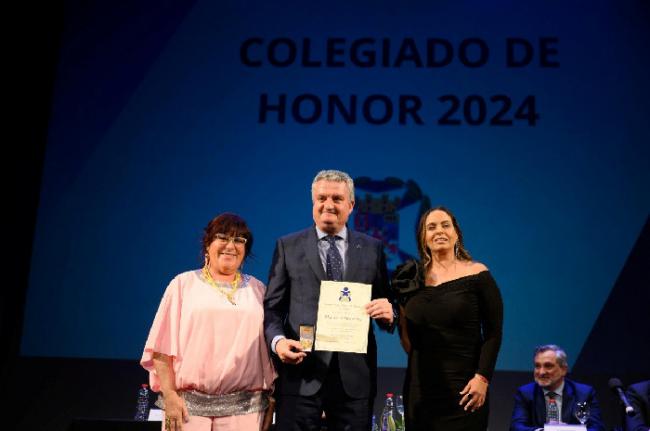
[[392, 206, 503, 431]]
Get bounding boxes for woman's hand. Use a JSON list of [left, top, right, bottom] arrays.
[[153, 352, 189, 431], [163, 391, 189, 431], [459, 374, 489, 412]]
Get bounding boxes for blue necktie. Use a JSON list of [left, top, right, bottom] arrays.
[[325, 236, 343, 281]]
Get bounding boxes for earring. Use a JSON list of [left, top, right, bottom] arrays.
[[454, 242, 460, 259], [204, 253, 210, 267]]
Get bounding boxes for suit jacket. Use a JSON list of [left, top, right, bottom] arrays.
[[626, 380, 650, 431], [510, 379, 606, 431], [263, 226, 391, 398]]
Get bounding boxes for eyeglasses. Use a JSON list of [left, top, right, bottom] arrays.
[[214, 233, 247, 245]]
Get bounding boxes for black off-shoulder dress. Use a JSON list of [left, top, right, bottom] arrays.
[[393, 260, 503, 431]]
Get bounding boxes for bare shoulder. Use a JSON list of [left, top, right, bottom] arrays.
[[466, 261, 488, 275]]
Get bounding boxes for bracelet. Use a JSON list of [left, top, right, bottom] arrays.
[[475, 374, 489, 384]]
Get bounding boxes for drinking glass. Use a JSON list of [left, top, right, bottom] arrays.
[[574, 401, 590, 425]]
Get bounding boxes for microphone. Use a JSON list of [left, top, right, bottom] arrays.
[[608, 378, 635, 417]]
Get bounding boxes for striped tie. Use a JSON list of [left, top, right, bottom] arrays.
[[547, 392, 559, 424]]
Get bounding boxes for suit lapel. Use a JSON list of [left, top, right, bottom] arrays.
[[534, 385, 547, 425], [304, 228, 326, 280], [562, 380, 575, 424], [344, 230, 362, 281]]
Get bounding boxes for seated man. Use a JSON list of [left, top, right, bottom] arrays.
[[510, 344, 605, 431], [626, 380, 650, 431]]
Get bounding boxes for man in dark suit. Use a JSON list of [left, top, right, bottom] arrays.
[[264, 169, 395, 431], [626, 380, 650, 431], [510, 344, 606, 431]]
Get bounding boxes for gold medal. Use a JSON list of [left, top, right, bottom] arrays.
[[299, 324, 315, 352]]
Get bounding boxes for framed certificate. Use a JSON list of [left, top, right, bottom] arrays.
[[314, 281, 371, 353]]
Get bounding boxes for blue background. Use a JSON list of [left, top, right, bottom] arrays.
[[21, 0, 649, 371]]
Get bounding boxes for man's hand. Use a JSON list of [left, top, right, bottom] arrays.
[[365, 298, 394, 325], [276, 338, 307, 364]]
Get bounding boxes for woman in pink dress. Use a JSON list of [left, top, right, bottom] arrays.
[[141, 213, 276, 431]]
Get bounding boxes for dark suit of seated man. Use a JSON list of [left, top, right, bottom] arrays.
[[510, 344, 605, 431], [626, 380, 650, 431], [264, 170, 395, 431]]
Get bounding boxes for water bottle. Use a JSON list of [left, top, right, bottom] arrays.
[[134, 383, 150, 421], [381, 392, 397, 431], [371, 414, 380, 431], [547, 398, 559, 424], [395, 394, 405, 431]]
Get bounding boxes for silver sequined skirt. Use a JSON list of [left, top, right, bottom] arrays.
[[155, 389, 270, 417]]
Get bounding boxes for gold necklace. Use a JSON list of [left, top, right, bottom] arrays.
[[202, 265, 241, 305]]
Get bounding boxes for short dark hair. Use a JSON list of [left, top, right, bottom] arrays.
[[202, 213, 253, 259]]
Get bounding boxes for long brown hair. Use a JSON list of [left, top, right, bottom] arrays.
[[416, 206, 472, 268]]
